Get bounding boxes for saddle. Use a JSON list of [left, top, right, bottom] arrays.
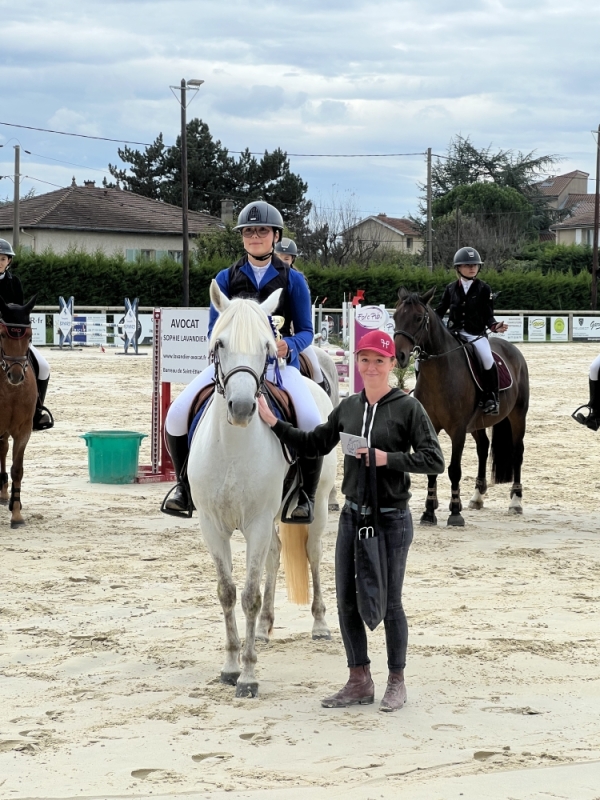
[[299, 351, 331, 397], [456, 335, 513, 392], [186, 380, 302, 523]]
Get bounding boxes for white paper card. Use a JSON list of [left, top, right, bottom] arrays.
[[340, 432, 367, 457]]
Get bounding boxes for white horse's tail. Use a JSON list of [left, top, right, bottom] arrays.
[[279, 522, 310, 604]]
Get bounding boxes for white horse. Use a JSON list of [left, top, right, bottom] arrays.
[[188, 281, 336, 698]]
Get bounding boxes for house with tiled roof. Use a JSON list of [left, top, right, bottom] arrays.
[[533, 170, 590, 210], [0, 180, 224, 261], [343, 213, 423, 255]]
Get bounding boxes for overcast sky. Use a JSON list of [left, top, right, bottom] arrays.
[[1, 0, 599, 220]]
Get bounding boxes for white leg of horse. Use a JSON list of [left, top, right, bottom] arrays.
[[201, 518, 241, 684], [256, 525, 280, 643], [468, 486, 485, 509], [237, 514, 274, 698], [306, 525, 330, 640], [328, 484, 340, 512], [508, 483, 523, 515]]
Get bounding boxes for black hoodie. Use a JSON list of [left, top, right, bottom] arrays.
[[272, 387, 444, 508]]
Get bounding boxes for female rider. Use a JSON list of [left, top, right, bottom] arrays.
[[0, 239, 53, 430], [163, 202, 322, 520], [435, 246, 507, 415], [573, 355, 600, 430], [258, 330, 444, 712]]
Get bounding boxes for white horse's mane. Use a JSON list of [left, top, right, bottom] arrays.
[[210, 297, 277, 356]]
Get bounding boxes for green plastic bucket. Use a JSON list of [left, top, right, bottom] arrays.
[[80, 430, 147, 484]]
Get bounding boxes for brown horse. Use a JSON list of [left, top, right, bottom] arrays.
[[0, 296, 38, 528], [394, 287, 530, 527]]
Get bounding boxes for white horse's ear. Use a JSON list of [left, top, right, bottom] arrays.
[[261, 288, 282, 317], [210, 280, 230, 313]]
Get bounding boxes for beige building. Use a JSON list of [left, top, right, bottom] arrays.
[[552, 200, 597, 245], [0, 180, 224, 261], [343, 214, 423, 254], [533, 169, 589, 210]]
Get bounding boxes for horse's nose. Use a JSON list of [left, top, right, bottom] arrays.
[[227, 398, 256, 425], [397, 350, 407, 368], [7, 370, 24, 386]]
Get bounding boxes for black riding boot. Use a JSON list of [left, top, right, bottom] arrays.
[[290, 456, 323, 524], [161, 432, 193, 517], [575, 379, 600, 431], [32, 377, 54, 431], [318, 374, 331, 397], [480, 364, 499, 415]]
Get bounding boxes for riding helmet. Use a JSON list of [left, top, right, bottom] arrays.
[[274, 237, 298, 257], [0, 238, 16, 259], [234, 201, 284, 235], [453, 246, 483, 266]]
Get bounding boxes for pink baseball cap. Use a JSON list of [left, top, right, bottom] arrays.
[[355, 330, 395, 357]]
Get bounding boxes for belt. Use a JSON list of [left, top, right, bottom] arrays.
[[344, 501, 405, 515]]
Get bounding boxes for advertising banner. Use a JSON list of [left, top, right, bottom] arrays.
[[550, 316, 569, 342], [489, 315, 524, 342], [160, 308, 210, 384], [527, 316, 547, 342], [30, 314, 46, 345], [572, 316, 600, 341], [352, 305, 394, 393]]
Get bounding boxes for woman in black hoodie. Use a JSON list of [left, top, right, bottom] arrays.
[[258, 330, 444, 712]]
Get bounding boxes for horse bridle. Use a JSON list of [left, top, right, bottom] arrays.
[[211, 339, 270, 398], [394, 302, 431, 358], [0, 321, 32, 378]]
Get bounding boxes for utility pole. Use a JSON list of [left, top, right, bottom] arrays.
[[593, 124, 600, 310], [426, 147, 433, 271], [171, 78, 204, 307], [180, 79, 190, 307], [455, 195, 460, 252], [13, 145, 20, 250]]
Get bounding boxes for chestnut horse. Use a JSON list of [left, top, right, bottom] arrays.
[[0, 296, 38, 528], [394, 287, 529, 527]]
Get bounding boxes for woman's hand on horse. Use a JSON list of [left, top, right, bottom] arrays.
[[258, 395, 277, 427], [492, 321, 508, 333], [355, 447, 388, 466], [276, 339, 289, 358]]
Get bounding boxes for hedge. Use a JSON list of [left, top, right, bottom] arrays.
[[12, 250, 596, 310]]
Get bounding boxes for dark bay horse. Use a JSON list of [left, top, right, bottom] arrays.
[[394, 287, 529, 527], [0, 296, 38, 528]]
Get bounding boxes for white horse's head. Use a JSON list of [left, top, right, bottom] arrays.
[[210, 280, 280, 427]]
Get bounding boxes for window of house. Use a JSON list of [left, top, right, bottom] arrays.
[[141, 249, 156, 262], [125, 249, 140, 262], [406, 237, 413, 250], [168, 250, 183, 263]]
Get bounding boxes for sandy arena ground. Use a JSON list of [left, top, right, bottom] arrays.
[[1, 343, 600, 800]]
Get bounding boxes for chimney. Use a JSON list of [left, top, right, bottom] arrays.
[[83, 180, 96, 188], [221, 199, 234, 225], [71, 177, 77, 187], [377, 213, 387, 217]]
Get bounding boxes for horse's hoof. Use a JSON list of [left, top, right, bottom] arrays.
[[508, 506, 523, 515], [10, 519, 25, 529], [328, 503, 340, 512], [447, 514, 465, 527], [0, 498, 8, 506], [312, 631, 331, 641], [468, 500, 484, 510], [220, 671, 240, 686], [235, 681, 258, 698], [420, 513, 437, 526], [255, 634, 270, 645]]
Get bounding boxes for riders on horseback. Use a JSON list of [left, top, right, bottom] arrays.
[[0, 239, 53, 430], [573, 354, 600, 431], [435, 246, 507, 415], [162, 201, 323, 520]]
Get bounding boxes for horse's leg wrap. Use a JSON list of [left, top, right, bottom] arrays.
[[9, 484, 21, 512], [0, 471, 8, 487], [510, 483, 523, 499], [475, 477, 487, 494]]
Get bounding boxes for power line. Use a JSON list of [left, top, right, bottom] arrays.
[[0, 120, 426, 159]]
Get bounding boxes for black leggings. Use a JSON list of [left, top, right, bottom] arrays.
[[335, 506, 413, 672]]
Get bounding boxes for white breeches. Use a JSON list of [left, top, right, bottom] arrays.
[[30, 345, 50, 380], [303, 344, 324, 383], [590, 354, 600, 381], [165, 362, 322, 437], [459, 331, 495, 370]]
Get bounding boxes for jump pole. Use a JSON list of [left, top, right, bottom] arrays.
[[135, 308, 175, 483]]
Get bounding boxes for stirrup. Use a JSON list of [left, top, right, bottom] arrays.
[[33, 406, 54, 431], [572, 405, 600, 431], [281, 488, 315, 524], [161, 484, 193, 518]]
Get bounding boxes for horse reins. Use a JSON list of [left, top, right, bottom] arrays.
[[0, 321, 32, 378], [211, 341, 270, 398], [394, 302, 482, 361]]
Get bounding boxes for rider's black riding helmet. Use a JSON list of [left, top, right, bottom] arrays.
[[0, 238, 16, 266], [454, 246, 483, 277], [234, 201, 284, 236], [274, 237, 298, 261]]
